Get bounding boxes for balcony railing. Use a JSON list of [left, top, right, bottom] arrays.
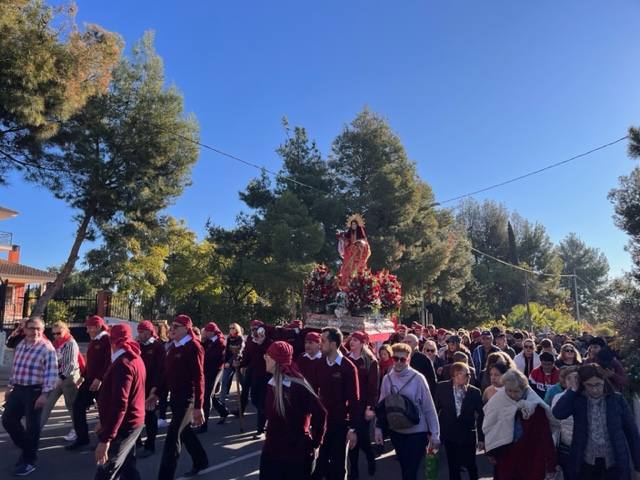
[[0, 231, 11, 251]]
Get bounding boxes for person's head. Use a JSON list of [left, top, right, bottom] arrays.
[[559, 343, 581, 364], [51, 320, 69, 341], [495, 333, 508, 349], [522, 339, 536, 358], [513, 331, 524, 346], [350, 220, 358, 231], [423, 339, 438, 358], [137, 320, 156, 343], [558, 365, 579, 388], [349, 331, 369, 354], [192, 326, 201, 341], [85, 315, 107, 339], [203, 322, 221, 340], [171, 314, 193, 342], [109, 323, 134, 354], [321, 327, 343, 355], [539, 352, 556, 374], [502, 369, 529, 401], [452, 351, 469, 364], [578, 364, 613, 399], [437, 328, 447, 342], [305, 332, 321, 356], [228, 323, 243, 337], [426, 325, 436, 336], [24, 317, 44, 343], [446, 335, 461, 352], [391, 343, 412, 372], [156, 321, 169, 342], [489, 363, 509, 387], [404, 333, 419, 352], [412, 322, 423, 337], [481, 331, 494, 348], [540, 338, 555, 354], [451, 362, 471, 386], [379, 344, 393, 362], [396, 324, 408, 340], [265, 341, 309, 417], [587, 337, 607, 359]]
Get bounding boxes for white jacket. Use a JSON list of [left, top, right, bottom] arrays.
[[514, 351, 540, 374]]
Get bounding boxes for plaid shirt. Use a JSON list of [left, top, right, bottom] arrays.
[[9, 337, 59, 393]]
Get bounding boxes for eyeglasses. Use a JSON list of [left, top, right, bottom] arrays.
[[425, 349, 436, 353], [524, 345, 534, 350], [392, 356, 408, 363], [52, 332, 62, 336], [562, 349, 575, 353]]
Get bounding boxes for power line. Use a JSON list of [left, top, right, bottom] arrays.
[[470, 246, 575, 278], [438, 135, 629, 205]]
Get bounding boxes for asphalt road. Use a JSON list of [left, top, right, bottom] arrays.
[[0, 394, 493, 479]]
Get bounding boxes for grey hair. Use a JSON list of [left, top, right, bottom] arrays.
[[404, 334, 419, 348], [501, 368, 529, 392]]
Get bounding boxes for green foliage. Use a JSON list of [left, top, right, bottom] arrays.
[[502, 302, 582, 335], [45, 300, 70, 324], [0, 0, 122, 182]]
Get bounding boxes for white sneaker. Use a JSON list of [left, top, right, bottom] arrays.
[[157, 419, 169, 428], [63, 429, 77, 442]]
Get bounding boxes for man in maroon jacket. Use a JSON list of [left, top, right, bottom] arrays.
[[94, 324, 146, 480], [313, 327, 359, 480], [67, 315, 112, 450], [295, 331, 322, 392], [157, 314, 208, 479], [197, 321, 228, 433], [136, 320, 165, 457], [237, 321, 273, 437]]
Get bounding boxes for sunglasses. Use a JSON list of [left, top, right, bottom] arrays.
[[562, 349, 575, 353], [425, 349, 436, 353], [524, 345, 534, 350], [52, 332, 62, 336], [392, 356, 408, 363]]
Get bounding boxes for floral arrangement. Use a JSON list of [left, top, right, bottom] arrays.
[[346, 268, 381, 313], [304, 264, 338, 309], [377, 270, 402, 313]]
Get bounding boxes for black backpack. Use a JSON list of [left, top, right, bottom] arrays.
[[376, 373, 421, 431]]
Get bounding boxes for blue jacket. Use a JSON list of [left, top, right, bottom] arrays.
[[552, 389, 640, 480], [471, 344, 500, 374]]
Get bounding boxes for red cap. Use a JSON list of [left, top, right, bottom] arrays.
[[250, 319, 264, 328], [174, 314, 193, 328], [437, 328, 447, 336], [412, 322, 423, 330], [305, 332, 321, 343], [137, 320, 156, 335], [396, 324, 408, 332], [266, 341, 302, 378], [350, 330, 369, 344], [204, 322, 221, 334], [86, 315, 108, 331], [471, 330, 482, 338], [109, 323, 140, 355], [285, 319, 303, 330]]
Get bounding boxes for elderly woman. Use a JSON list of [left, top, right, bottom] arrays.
[[423, 339, 445, 379], [552, 364, 640, 480], [483, 369, 558, 480]]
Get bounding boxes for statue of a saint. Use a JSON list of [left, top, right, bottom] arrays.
[[336, 214, 371, 290]]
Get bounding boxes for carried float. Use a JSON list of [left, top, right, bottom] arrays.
[[303, 214, 401, 343]]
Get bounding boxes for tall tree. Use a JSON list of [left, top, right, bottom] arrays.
[[0, 0, 121, 182], [558, 233, 611, 322], [30, 32, 199, 316]]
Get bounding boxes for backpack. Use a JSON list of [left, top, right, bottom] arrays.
[[379, 372, 420, 431]]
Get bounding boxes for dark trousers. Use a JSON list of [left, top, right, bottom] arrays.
[[157, 400, 208, 480], [580, 458, 621, 480], [250, 377, 268, 433], [444, 441, 478, 480], [143, 409, 158, 451], [313, 424, 348, 480], [157, 391, 169, 420], [348, 419, 375, 476], [260, 453, 314, 480], [1, 385, 43, 465], [94, 425, 144, 480], [203, 373, 227, 426], [240, 370, 251, 413], [388, 431, 429, 480], [72, 381, 99, 443]]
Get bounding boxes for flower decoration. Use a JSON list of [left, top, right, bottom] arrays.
[[304, 264, 338, 307], [346, 268, 382, 313], [377, 270, 402, 313]]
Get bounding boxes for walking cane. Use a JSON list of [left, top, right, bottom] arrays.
[[234, 370, 244, 433]]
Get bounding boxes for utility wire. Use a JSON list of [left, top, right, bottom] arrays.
[[438, 135, 629, 205], [470, 246, 575, 278]]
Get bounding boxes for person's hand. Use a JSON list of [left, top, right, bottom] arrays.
[[544, 470, 558, 480], [34, 393, 47, 409], [437, 367, 444, 376], [374, 428, 384, 445], [224, 363, 230, 368], [347, 429, 358, 450], [428, 437, 440, 453], [477, 441, 485, 452], [145, 393, 159, 411], [89, 379, 102, 392], [76, 377, 84, 388], [192, 408, 205, 427], [364, 407, 375, 421], [566, 372, 579, 392], [95, 441, 109, 465]]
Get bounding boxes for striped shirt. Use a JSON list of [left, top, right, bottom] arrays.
[[57, 338, 80, 379], [9, 337, 59, 392]]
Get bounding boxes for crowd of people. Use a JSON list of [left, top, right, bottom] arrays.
[[3, 315, 640, 480]]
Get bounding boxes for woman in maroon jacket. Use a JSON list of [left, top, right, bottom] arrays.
[[198, 321, 227, 432], [260, 341, 327, 480], [67, 315, 112, 450], [94, 324, 146, 480], [347, 331, 379, 479]]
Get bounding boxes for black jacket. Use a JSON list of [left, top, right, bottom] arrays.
[[434, 380, 484, 445], [410, 351, 437, 397]]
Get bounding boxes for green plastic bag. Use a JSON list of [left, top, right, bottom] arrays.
[[424, 450, 438, 479]]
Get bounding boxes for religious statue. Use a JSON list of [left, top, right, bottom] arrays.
[[336, 214, 371, 290]]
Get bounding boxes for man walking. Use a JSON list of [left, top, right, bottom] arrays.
[[2, 316, 58, 476], [67, 315, 112, 450], [198, 322, 227, 433], [157, 314, 209, 479], [471, 331, 500, 374], [94, 324, 146, 480]]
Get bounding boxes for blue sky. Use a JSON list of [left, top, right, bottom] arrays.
[[2, 0, 639, 277]]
